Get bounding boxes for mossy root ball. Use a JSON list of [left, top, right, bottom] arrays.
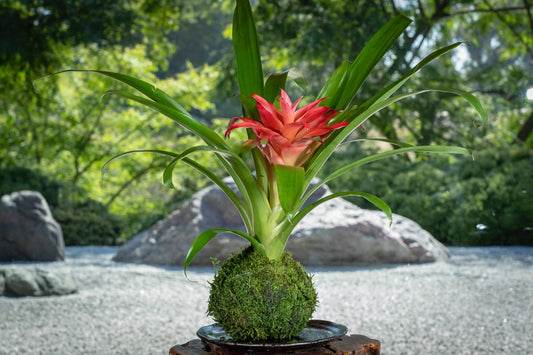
[[207, 246, 318, 343]]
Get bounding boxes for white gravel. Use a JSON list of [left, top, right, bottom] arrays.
[[1, 246, 532, 355]]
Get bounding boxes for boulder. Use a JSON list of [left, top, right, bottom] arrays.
[[287, 197, 449, 265], [0, 190, 65, 261], [0, 267, 78, 297], [114, 179, 449, 266], [0, 272, 5, 295]]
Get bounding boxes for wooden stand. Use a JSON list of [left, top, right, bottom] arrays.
[[169, 334, 380, 355]]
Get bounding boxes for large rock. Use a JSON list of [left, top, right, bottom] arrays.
[[0, 267, 78, 297], [0, 191, 65, 261], [114, 180, 449, 266], [0, 272, 5, 295]]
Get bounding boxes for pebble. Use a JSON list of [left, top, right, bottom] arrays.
[[0, 246, 531, 355]]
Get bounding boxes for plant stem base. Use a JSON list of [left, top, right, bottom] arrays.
[[169, 334, 380, 355]]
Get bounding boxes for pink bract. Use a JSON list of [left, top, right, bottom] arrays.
[[226, 89, 349, 166]]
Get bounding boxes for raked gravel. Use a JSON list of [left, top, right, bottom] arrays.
[[1, 246, 532, 355]]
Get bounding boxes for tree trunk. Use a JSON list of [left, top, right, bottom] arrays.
[[517, 110, 533, 142]]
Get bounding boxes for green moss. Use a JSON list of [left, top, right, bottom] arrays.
[[207, 246, 317, 343]]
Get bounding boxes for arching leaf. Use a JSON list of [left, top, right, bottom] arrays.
[[184, 228, 265, 277], [294, 191, 392, 228]]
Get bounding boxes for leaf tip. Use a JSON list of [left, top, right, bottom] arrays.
[[183, 266, 192, 281]]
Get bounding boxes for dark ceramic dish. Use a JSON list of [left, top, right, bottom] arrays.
[[196, 319, 348, 352]]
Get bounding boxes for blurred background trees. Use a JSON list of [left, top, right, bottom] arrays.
[[0, 0, 224, 243], [1, 0, 531, 245]]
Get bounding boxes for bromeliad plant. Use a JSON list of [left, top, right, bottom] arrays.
[[188, 1, 486, 267], [45, 0, 487, 343]]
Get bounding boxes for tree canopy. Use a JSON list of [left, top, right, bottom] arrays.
[[0, 0, 224, 237], [251, 0, 533, 147], [1, 0, 531, 244]]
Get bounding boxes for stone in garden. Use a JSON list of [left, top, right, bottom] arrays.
[[0, 272, 5, 296], [0, 267, 78, 297], [0, 190, 65, 261], [113, 179, 449, 266]]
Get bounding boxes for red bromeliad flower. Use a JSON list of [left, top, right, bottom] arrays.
[[226, 89, 349, 167]]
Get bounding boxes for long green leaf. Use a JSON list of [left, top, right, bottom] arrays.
[[184, 228, 265, 277], [232, 0, 269, 202], [159, 145, 257, 235], [212, 149, 273, 241], [219, 156, 272, 239], [305, 43, 463, 186], [101, 148, 249, 228], [45, 72, 268, 216], [430, 87, 488, 127], [362, 87, 487, 128], [302, 144, 472, 207], [320, 15, 412, 109], [329, 144, 472, 182], [102, 92, 271, 226], [273, 191, 393, 250], [48, 69, 190, 117], [161, 145, 237, 189], [102, 147, 262, 248], [305, 43, 486, 189], [233, 0, 264, 98], [102, 149, 179, 179], [100, 146, 261, 238], [295, 191, 392, 227], [176, 146, 271, 239], [317, 61, 351, 104], [101, 148, 249, 222], [181, 157, 253, 235], [44, 72, 229, 150], [107, 90, 228, 149], [340, 137, 414, 149]]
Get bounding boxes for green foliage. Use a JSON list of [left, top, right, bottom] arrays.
[[0, 0, 201, 71], [0, 167, 61, 208], [0, 0, 135, 67], [56, 1, 484, 269], [2, 0, 526, 252], [325, 144, 533, 246], [445, 145, 533, 245], [251, 0, 533, 147], [53, 199, 124, 246], [207, 246, 317, 342], [255, 0, 388, 93], [2, 43, 221, 234], [0, 0, 224, 245]]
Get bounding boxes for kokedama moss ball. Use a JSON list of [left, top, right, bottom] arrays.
[[207, 246, 318, 343]]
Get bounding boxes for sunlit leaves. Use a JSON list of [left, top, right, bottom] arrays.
[[11, 42, 223, 229]]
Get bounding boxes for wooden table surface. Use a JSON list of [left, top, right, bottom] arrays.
[[169, 334, 380, 355]]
